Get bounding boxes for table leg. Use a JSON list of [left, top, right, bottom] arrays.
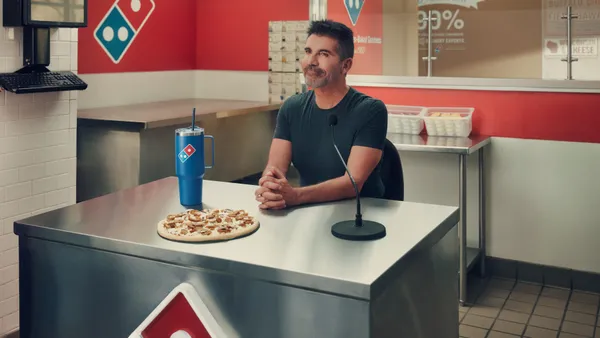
[[479, 149, 487, 277], [459, 154, 467, 306]]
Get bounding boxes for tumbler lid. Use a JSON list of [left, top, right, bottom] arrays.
[[176, 126, 204, 136]]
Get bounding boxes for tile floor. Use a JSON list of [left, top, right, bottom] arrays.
[[460, 278, 600, 338]]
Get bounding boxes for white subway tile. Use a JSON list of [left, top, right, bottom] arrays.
[[45, 187, 70, 207], [46, 129, 70, 146], [46, 158, 74, 176], [5, 114, 69, 136], [49, 57, 59, 72], [33, 92, 59, 103], [0, 137, 17, 155], [0, 250, 17, 269], [50, 41, 70, 56], [2, 212, 31, 235], [32, 173, 71, 195], [0, 91, 5, 107], [69, 186, 76, 205], [46, 100, 70, 116], [69, 100, 78, 128], [4, 92, 33, 106], [0, 122, 4, 138], [0, 296, 18, 318], [71, 41, 78, 71], [0, 200, 19, 219], [0, 265, 18, 285], [17, 194, 45, 214], [58, 56, 71, 71], [17, 102, 45, 120], [58, 28, 71, 41], [50, 28, 59, 41], [2, 310, 18, 332], [15, 132, 46, 151], [18, 164, 45, 182], [0, 280, 17, 301], [4, 57, 21, 73], [70, 90, 78, 100], [0, 43, 18, 57], [4, 182, 31, 201], [0, 106, 18, 122], [0, 234, 17, 252], [0, 58, 6, 73], [0, 170, 18, 187], [0, 187, 4, 203], [71, 28, 78, 41], [58, 91, 70, 101]]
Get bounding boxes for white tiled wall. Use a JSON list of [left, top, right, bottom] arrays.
[[0, 0, 79, 332]]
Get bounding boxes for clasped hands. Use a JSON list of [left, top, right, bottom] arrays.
[[255, 167, 299, 210]]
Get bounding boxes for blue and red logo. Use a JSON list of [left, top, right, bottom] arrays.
[[344, 0, 365, 26], [178, 144, 196, 163], [94, 0, 156, 63]]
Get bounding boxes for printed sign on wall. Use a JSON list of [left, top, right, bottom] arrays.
[[328, 0, 383, 75], [78, 0, 196, 74]]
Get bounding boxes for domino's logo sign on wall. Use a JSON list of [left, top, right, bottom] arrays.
[[94, 0, 156, 63], [344, 0, 365, 26]]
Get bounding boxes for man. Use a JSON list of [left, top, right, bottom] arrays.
[[255, 19, 388, 210]]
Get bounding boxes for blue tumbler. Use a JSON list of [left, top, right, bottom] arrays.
[[175, 126, 215, 207]]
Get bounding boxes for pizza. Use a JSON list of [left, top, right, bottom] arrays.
[[157, 208, 260, 242]]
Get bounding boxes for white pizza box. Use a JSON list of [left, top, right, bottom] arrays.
[[269, 21, 283, 32], [282, 61, 297, 72], [281, 40, 296, 52], [128, 282, 227, 338], [295, 41, 305, 51], [282, 73, 296, 84], [268, 32, 282, 42], [269, 82, 283, 95], [282, 31, 296, 42], [268, 72, 283, 84], [282, 51, 295, 63], [282, 83, 297, 96], [269, 94, 283, 103], [268, 61, 283, 72], [268, 51, 283, 62]]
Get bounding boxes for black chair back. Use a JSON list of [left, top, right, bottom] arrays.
[[380, 139, 404, 201]]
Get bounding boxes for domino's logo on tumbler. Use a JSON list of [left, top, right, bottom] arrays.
[[94, 0, 156, 63], [175, 108, 215, 207]]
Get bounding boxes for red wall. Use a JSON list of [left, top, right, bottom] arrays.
[[195, 0, 309, 71], [357, 87, 600, 144], [78, 0, 196, 74]]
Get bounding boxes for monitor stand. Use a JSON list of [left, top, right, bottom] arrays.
[[18, 27, 51, 74]]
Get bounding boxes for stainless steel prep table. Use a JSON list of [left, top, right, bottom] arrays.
[[15, 177, 460, 338], [76, 98, 281, 203], [387, 133, 491, 306]]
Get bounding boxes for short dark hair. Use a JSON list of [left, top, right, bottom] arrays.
[[307, 20, 354, 60]]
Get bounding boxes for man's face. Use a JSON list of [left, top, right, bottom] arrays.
[[301, 34, 351, 89]]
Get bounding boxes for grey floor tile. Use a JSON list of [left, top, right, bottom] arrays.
[[462, 314, 495, 329], [524, 325, 558, 338], [469, 305, 501, 319], [595, 330, 600, 338], [459, 324, 488, 338], [564, 311, 597, 325], [488, 331, 520, 338], [510, 291, 539, 304], [529, 315, 562, 331], [571, 292, 600, 306], [482, 288, 511, 300], [538, 296, 569, 309], [534, 305, 565, 319], [561, 321, 595, 337], [505, 299, 535, 314], [460, 311, 467, 322], [492, 319, 526, 335], [568, 301, 598, 315], [459, 304, 470, 313], [559, 333, 588, 338], [498, 309, 531, 324], [489, 278, 516, 291], [514, 282, 543, 295], [542, 287, 571, 300], [477, 295, 507, 308]]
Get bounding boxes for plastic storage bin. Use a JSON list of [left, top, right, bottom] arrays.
[[422, 107, 474, 137], [386, 105, 426, 135]]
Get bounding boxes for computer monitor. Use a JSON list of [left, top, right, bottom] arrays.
[[28, 0, 87, 27], [2, 0, 88, 28]]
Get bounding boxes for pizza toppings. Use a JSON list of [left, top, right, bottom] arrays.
[[159, 208, 258, 239]]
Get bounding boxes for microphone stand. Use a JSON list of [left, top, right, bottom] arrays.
[[329, 124, 386, 241]]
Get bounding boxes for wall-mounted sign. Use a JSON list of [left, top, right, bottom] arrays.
[[544, 38, 598, 57], [329, 0, 383, 75], [543, 0, 600, 37]]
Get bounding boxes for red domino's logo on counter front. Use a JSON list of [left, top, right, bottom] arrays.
[[94, 0, 156, 63], [128, 283, 228, 338]]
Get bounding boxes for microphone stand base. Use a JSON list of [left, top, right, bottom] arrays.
[[331, 220, 386, 241]]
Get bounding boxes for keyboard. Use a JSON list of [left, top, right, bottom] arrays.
[[0, 71, 88, 94]]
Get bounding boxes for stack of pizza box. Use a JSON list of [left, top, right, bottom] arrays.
[[268, 20, 309, 104]]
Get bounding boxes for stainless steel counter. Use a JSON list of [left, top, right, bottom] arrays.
[[77, 99, 280, 202], [78, 98, 282, 129], [15, 177, 460, 338], [388, 132, 491, 306]]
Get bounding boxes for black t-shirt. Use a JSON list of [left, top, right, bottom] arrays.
[[273, 87, 388, 198]]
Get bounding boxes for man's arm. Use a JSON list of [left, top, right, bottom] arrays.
[[290, 99, 388, 206], [262, 98, 295, 177]]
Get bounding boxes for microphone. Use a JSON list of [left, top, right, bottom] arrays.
[[328, 113, 386, 241]]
